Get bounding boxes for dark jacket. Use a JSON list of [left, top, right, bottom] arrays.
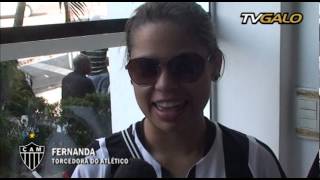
[[62, 71, 95, 99]]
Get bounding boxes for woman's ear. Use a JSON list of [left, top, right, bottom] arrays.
[[211, 50, 222, 81]]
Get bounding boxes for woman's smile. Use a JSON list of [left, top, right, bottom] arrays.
[[152, 99, 188, 122]]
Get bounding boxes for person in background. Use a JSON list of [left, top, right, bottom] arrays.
[[81, 48, 110, 96], [61, 54, 95, 99]]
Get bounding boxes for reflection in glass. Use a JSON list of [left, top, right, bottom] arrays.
[[0, 51, 112, 177]]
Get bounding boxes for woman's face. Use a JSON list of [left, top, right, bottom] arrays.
[[130, 22, 215, 132]]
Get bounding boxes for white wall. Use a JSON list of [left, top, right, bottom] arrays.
[[215, 2, 319, 177], [215, 2, 281, 156], [278, 2, 297, 177], [288, 2, 319, 177]]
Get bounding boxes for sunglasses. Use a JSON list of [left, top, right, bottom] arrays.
[[126, 52, 213, 86]]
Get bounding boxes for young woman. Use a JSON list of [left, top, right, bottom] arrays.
[[71, 2, 286, 178]]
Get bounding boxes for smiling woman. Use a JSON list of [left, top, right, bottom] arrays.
[[70, 2, 286, 178]]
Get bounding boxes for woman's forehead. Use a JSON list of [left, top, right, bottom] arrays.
[[130, 22, 207, 59]]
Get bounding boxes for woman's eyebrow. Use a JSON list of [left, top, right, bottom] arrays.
[[130, 54, 159, 60], [131, 51, 199, 61], [130, 56, 158, 61]]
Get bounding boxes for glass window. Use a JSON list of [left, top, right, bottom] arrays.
[[0, 50, 112, 177], [0, 2, 210, 177]]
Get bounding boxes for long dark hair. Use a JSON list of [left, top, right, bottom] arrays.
[[125, 2, 222, 61]]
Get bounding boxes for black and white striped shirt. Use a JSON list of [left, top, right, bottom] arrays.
[[71, 118, 286, 178]]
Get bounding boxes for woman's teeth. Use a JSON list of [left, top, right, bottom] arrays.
[[155, 101, 184, 109]]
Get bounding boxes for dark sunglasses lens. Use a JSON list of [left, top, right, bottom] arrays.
[[127, 59, 159, 85], [170, 54, 205, 82]]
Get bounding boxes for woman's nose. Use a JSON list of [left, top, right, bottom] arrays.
[[154, 68, 179, 91]]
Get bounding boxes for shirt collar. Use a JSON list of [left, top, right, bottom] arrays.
[[132, 117, 219, 177]]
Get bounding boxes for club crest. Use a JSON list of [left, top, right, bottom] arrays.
[[19, 142, 45, 171]]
